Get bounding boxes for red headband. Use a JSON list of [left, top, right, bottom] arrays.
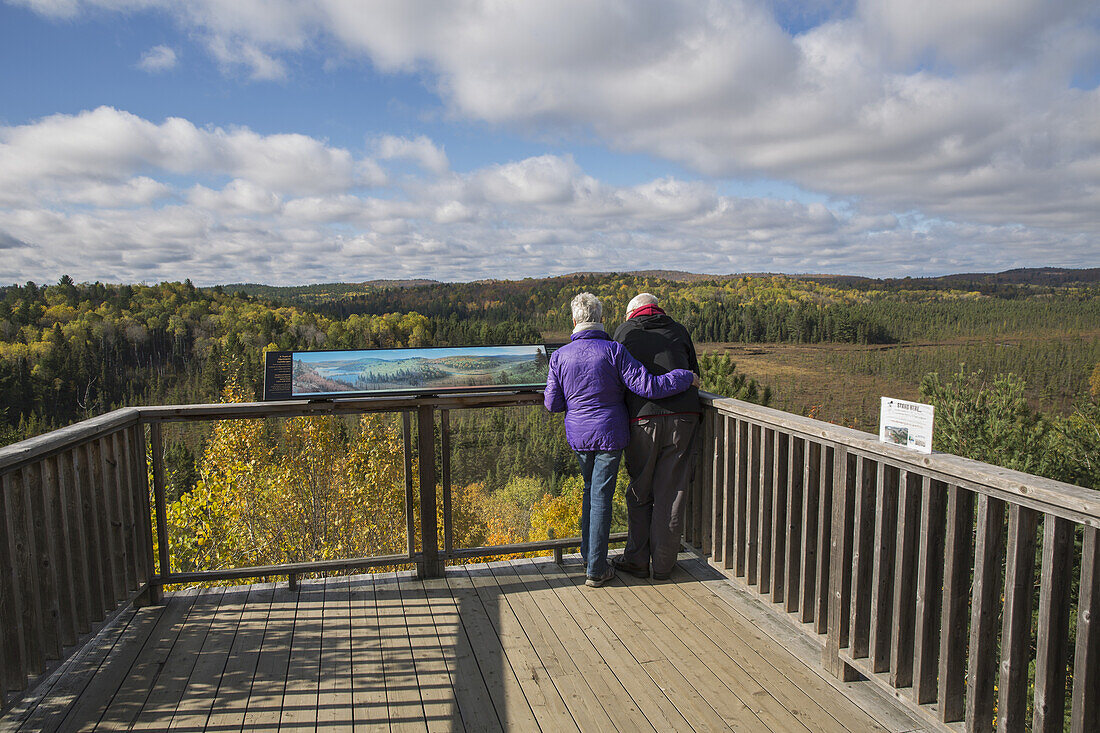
[[627, 304, 665, 319]]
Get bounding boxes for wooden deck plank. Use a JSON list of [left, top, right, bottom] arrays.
[[128, 586, 226, 731], [670, 557, 893, 733], [646, 657, 738, 732], [571, 559, 765, 731], [550, 556, 739, 731], [50, 605, 164, 733], [490, 559, 653, 732], [316, 576, 355, 733], [396, 572, 462, 732], [167, 585, 250, 731], [420, 575, 502, 732], [3, 608, 140, 733], [529, 558, 695, 732], [459, 564, 578, 731], [679, 556, 926, 733], [374, 571, 428, 732], [240, 583, 298, 732], [442, 568, 543, 730], [279, 579, 324, 732], [613, 563, 816, 733], [347, 572, 388, 732], [92, 590, 201, 731], [204, 583, 276, 731], [3, 555, 949, 733]]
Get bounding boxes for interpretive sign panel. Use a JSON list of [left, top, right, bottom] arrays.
[[264, 344, 550, 399], [879, 397, 934, 454]]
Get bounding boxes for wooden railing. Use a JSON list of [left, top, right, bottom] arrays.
[[0, 409, 152, 711], [689, 392, 1100, 733], [3, 389, 1098, 731], [0, 390, 622, 710]]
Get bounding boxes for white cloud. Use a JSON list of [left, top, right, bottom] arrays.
[[5, 0, 1100, 283], [0, 106, 372, 198], [187, 179, 281, 215], [62, 176, 172, 206], [856, 0, 1094, 70], [205, 35, 287, 80], [1, 108, 1095, 285], [472, 156, 588, 205], [14, 1, 1100, 238], [137, 44, 177, 72], [374, 135, 449, 176]]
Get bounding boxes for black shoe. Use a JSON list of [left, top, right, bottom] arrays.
[[611, 556, 650, 579], [651, 569, 672, 581]]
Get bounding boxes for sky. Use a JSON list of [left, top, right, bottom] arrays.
[[0, 0, 1097, 285]]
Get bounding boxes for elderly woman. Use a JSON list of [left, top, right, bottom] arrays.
[[544, 292, 698, 587]]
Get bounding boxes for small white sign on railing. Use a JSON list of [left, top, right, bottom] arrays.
[[879, 397, 934, 454]]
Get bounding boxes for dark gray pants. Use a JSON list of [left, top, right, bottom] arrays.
[[622, 414, 699, 576]]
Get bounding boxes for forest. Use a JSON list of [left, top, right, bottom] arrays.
[[1, 269, 1098, 580]]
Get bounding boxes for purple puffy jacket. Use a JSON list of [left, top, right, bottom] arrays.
[[544, 329, 695, 451]]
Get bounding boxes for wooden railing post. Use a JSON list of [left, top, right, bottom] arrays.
[[1072, 526, 1100, 733], [966, 494, 1007, 732], [938, 483, 975, 721], [402, 410, 415, 561], [148, 422, 170, 602], [416, 403, 443, 579], [824, 445, 857, 680], [1032, 515, 1073, 731], [0, 471, 28, 703], [441, 408, 453, 556], [130, 424, 157, 607], [998, 505, 1039, 731]]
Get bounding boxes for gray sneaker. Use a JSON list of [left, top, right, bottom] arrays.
[[585, 566, 615, 588]]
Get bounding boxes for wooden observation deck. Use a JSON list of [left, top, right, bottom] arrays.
[[1, 392, 1098, 731], [2, 556, 923, 732]]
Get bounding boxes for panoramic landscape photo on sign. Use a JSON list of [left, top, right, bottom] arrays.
[[264, 344, 550, 399]]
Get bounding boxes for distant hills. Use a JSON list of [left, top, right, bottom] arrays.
[[789, 267, 1100, 289], [600, 267, 1100, 288], [223, 279, 441, 299], [222, 266, 1100, 296]]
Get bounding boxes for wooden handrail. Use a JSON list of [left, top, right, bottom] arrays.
[[1, 418, 151, 711], [689, 393, 1100, 732], [700, 391, 1100, 526], [0, 408, 140, 475], [136, 390, 544, 422]]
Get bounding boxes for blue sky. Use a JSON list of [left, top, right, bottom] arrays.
[[0, 0, 1097, 285], [0, 3, 700, 186]]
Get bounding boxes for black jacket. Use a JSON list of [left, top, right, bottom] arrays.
[[613, 313, 700, 418]]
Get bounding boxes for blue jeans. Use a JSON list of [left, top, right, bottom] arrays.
[[575, 449, 622, 578]]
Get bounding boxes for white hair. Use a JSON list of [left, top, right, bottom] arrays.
[[627, 292, 658, 314], [571, 292, 602, 324]]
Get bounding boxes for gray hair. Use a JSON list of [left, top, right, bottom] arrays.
[[571, 292, 603, 324], [627, 292, 658, 314]]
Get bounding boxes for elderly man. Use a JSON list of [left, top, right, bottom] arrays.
[[544, 292, 698, 587], [612, 293, 701, 580]]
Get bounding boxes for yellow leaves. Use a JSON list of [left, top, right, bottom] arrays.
[[42, 304, 78, 324], [529, 474, 583, 543], [0, 342, 32, 361], [167, 411, 413, 580]]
